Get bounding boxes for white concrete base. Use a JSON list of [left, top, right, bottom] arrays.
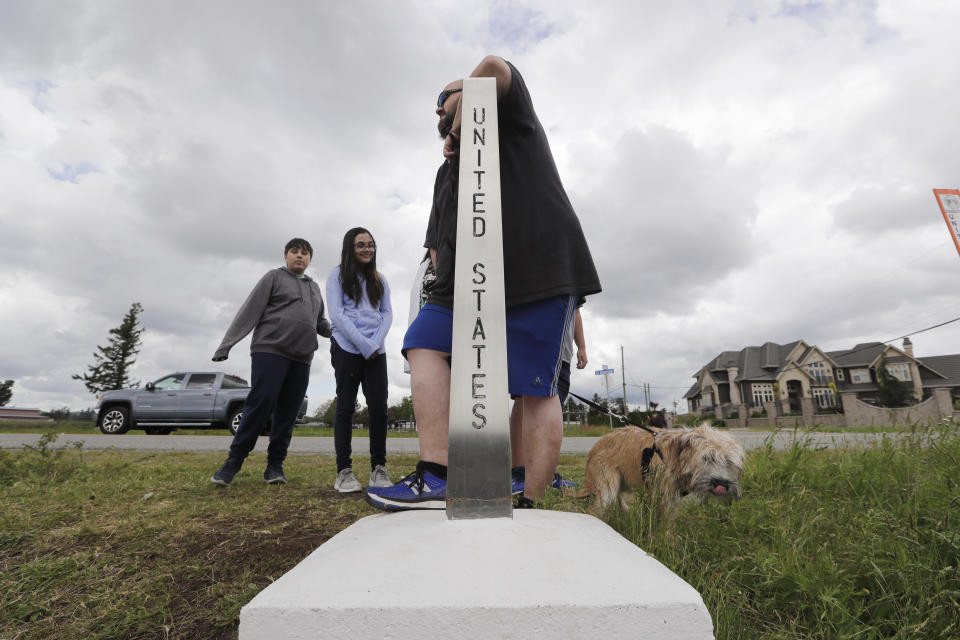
[[239, 510, 714, 640]]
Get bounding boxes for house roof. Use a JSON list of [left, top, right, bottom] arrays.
[[826, 342, 886, 367], [702, 340, 803, 382], [918, 354, 960, 387]]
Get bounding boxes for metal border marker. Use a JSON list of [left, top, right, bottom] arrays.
[[447, 77, 511, 519], [933, 189, 960, 259]]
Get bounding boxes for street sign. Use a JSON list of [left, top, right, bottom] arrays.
[[933, 189, 960, 259], [595, 367, 615, 376]]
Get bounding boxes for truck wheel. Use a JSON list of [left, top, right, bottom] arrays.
[[228, 409, 243, 435], [100, 407, 131, 434], [144, 427, 173, 435]]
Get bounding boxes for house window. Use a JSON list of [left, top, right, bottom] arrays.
[[751, 383, 774, 407], [813, 387, 836, 408], [887, 363, 911, 381], [836, 369, 845, 381], [806, 361, 829, 385], [702, 392, 713, 408], [851, 368, 871, 384]]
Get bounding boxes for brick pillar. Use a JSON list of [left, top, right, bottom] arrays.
[[801, 397, 815, 426], [840, 392, 860, 428], [933, 388, 953, 418], [736, 403, 748, 428], [764, 401, 778, 427]]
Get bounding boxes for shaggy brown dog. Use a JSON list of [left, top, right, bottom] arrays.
[[580, 425, 744, 510]]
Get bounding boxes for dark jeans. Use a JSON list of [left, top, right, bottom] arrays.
[[331, 339, 388, 472], [228, 352, 310, 464]]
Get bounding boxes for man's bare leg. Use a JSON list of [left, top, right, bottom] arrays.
[[509, 398, 524, 468], [521, 394, 562, 501], [407, 348, 451, 466]]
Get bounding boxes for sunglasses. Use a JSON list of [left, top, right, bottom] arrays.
[[436, 88, 462, 108]]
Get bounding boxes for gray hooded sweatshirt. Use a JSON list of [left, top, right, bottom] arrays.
[[213, 266, 332, 365]]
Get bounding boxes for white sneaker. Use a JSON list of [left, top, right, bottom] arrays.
[[334, 468, 362, 493], [369, 465, 392, 488]]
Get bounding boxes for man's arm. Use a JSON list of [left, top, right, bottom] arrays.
[[212, 272, 274, 361], [444, 55, 513, 160], [574, 308, 587, 369]]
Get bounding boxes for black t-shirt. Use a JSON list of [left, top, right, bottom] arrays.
[[424, 60, 601, 309]]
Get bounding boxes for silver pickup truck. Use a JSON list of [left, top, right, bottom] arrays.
[[94, 371, 308, 435]]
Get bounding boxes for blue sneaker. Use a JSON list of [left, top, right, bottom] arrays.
[[511, 467, 524, 496], [511, 467, 576, 493], [365, 462, 447, 511]]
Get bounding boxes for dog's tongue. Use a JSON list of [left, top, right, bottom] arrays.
[[713, 485, 727, 496]]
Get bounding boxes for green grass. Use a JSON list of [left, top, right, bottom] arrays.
[[1, 422, 958, 639], [601, 421, 960, 639]]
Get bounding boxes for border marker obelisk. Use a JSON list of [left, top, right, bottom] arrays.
[[236, 76, 716, 640], [447, 77, 511, 519]]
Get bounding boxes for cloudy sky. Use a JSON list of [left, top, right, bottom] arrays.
[[2, 0, 959, 416]]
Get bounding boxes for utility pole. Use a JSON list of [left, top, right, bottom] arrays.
[[620, 345, 627, 414]]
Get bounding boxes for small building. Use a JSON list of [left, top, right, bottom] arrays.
[[0, 407, 52, 422]]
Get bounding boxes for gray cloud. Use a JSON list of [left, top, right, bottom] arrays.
[[2, 1, 960, 414]]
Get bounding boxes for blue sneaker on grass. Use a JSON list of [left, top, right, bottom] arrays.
[[511, 467, 577, 494], [365, 461, 447, 511], [511, 467, 524, 496]]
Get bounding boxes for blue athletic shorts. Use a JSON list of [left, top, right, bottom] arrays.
[[403, 295, 576, 397]]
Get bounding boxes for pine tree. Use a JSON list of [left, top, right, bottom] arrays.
[[73, 303, 145, 394], [875, 354, 912, 408], [0, 380, 13, 407]]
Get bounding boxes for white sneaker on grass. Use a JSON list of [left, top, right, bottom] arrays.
[[334, 468, 362, 493], [369, 465, 392, 488]]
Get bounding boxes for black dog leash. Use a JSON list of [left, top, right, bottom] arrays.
[[567, 391, 659, 435], [568, 391, 663, 477]]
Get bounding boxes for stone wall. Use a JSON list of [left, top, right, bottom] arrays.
[[708, 388, 956, 428], [839, 388, 953, 427]]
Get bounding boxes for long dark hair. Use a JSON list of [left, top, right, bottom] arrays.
[[339, 227, 384, 307]]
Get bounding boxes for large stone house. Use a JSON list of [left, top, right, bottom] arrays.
[[684, 338, 960, 427]]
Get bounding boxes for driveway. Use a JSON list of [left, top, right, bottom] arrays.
[[0, 430, 894, 454]]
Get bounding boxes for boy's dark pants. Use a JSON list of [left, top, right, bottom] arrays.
[[331, 340, 388, 472], [228, 352, 311, 464]]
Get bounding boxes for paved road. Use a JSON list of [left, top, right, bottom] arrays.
[[0, 430, 894, 455]]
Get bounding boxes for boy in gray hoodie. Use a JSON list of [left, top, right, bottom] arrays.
[[210, 238, 332, 486]]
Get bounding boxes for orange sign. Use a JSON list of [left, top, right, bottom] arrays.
[[933, 189, 960, 258]]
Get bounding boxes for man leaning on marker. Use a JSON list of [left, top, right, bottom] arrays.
[[366, 55, 601, 512]]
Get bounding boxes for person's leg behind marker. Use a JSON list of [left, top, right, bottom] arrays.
[[505, 295, 573, 501], [509, 399, 525, 494], [521, 393, 563, 500]]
